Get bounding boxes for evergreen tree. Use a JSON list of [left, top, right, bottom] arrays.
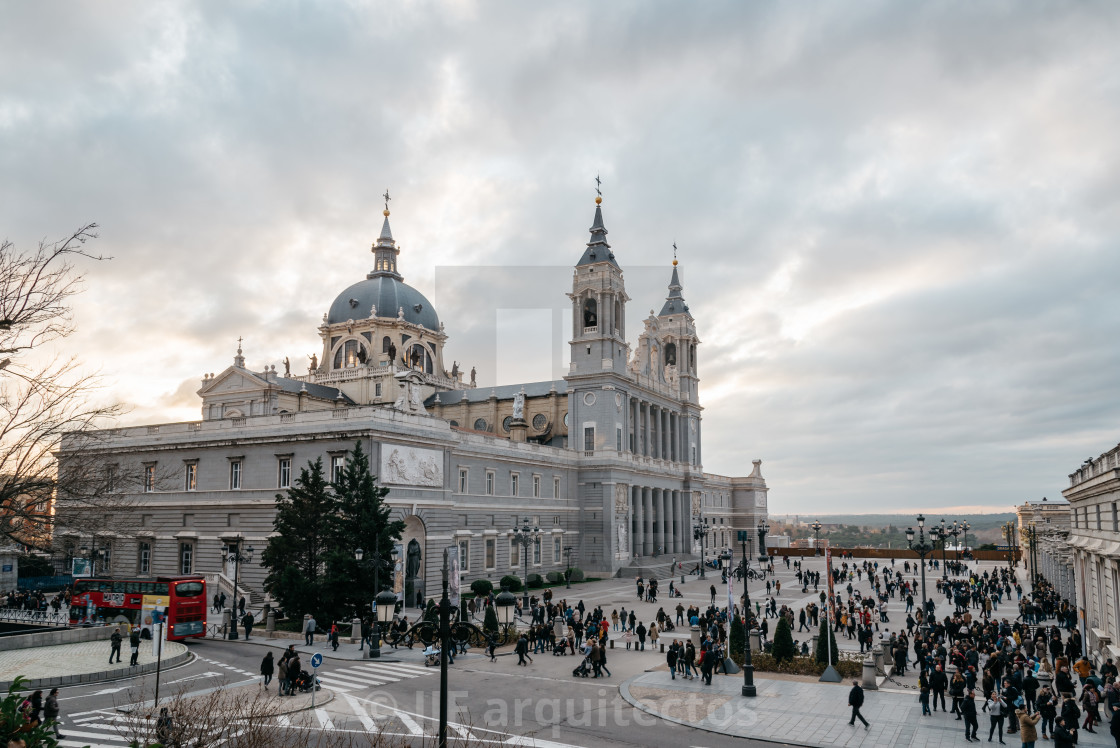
[[729, 615, 745, 664], [483, 603, 499, 635], [261, 457, 336, 624], [329, 441, 406, 619], [772, 616, 797, 663], [814, 618, 839, 665]]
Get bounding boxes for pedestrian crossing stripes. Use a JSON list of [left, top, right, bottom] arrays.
[[59, 710, 238, 748], [196, 655, 256, 679], [314, 660, 436, 692]]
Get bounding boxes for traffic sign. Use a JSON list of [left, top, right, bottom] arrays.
[[310, 652, 323, 668]]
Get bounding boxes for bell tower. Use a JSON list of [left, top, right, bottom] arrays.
[[568, 192, 629, 375], [656, 253, 700, 403]]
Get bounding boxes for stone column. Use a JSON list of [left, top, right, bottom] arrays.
[[666, 491, 677, 554], [641, 402, 649, 456], [633, 486, 643, 559], [662, 410, 670, 461], [643, 488, 654, 555], [654, 488, 665, 555], [669, 414, 676, 462], [651, 405, 659, 459]]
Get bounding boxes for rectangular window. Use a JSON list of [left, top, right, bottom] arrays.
[[375, 382, 382, 397], [486, 471, 495, 496], [144, 465, 155, 493], [616, 427, 623, 452], [511, 473, 519, 496], [332, 455, 346, 483], [1113, 503, 1118, 532], [179, 543, 193, 575], [553, 477, 561, 498], [184, 464, 197, 491], [533, 537, 542, 565], [458, 539, 470, 572], [584, 427, 595, 451], [138, 542, 151, 575], [553, 536, 562, 563], [1097, 505, 1102, 530], [229, 461, 242, 490], [533, 475, 541, 498], [510, 538, 520, 568], [458, 468, 468, 493], [485, 538, 496, 569], [278, 458, 292, 489]]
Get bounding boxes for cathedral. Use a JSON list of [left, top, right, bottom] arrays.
[[57, 194, 769, 606]]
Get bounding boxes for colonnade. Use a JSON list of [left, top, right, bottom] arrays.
[[629, 398, 691, 464], [629, 485, 691, 557]]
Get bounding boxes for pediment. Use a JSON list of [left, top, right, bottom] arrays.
[[197, 367, 270, 398]]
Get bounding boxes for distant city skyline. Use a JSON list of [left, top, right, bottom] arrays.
[[3, 3, 1118, 513]]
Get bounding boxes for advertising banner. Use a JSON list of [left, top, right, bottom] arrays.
[[71, 558, 92, 578], [447, 546, 460, 609], [393, 543, 405, 600], [141, 594, 169, 640]]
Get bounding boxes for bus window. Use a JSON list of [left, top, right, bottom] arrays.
[[174, 581, 204, 597]]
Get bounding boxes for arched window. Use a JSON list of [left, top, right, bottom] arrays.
[[406, 344, 434, 374], [382, 336, 392, 353], [689, 343, 696, 370], [582, 298, 597, 329], [614, 300, 621, 332], [333, 339, 367, 369], [665, 342, 677, 366]]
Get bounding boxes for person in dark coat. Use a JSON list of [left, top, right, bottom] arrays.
[[931, 665, 949, 712], [129, 627, 142, 666], [848, 681, 869, 728], [961, 689, 979, 742], [260, 651, 274, 689], [1053, 716, 1078, 748], [109, 628, 123, 664], [242, 612, 255, 640], [515, 634, 529, 666]]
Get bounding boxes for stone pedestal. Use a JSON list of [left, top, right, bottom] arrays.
[[750, 630, 762, 653], [509, 418, 528, 443], [691, 625, 701, 649], [266, 609, 276, 632], [863, 658, 879, 690], [881, 641, 894, 667], [350, 617, 362, 644], [873, 649, 885, 675]]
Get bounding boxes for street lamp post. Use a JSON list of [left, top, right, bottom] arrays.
[[1026, 522, 1039, 584], [737, 531, 756, 698], [354, 544, 399, 659], [563, 546, 574, 589], [960, 521, 971, 560], [511, 517, 541, 609], [226, 535, 254, 640], [905, 515, 939, 635], [938, 520, 962, 579], [1003, 522, 1016, 569], [694, 520, 710, 579], [811, 521, 823, 556], [757, 521, 770, 564]]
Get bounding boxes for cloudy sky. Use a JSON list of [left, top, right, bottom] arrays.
[[3, 2, 1119, 514]]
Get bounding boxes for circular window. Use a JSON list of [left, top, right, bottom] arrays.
[[449, 420, 459, 428], [473, 418, 488, 431], [583, 391, 597, 406], [563, 412, 569, 427], [532, 413, 547, 430], [502, 416, 513, 432]]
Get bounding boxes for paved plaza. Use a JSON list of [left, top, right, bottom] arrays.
[[0, 639, 189, 689]]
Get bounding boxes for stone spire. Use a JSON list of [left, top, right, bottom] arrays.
[[659, 251, 689, 317], [233, 337, 246, 368], [576, 191, 618, 267], [369, 189, 402, 280]]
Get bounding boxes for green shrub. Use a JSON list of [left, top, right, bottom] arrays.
[[750, 653, 862, 678], [729, 616, 745, 664], [546, 571, 564, 583], [567, 567, 585, 582], [499, 575, 522, 592], [470, 579, 494, 597], [772, 617, 796, 663], [1, 677, 61, 746], [483, 604, 499, 635], [815, 619, 839, 666], [527, 573, 544, 588]]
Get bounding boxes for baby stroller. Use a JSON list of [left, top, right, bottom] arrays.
[[572, 656, 591, 678], [423, 645, 441, 667], [553, 638, 569, 656], [293, 669, 321, 692]]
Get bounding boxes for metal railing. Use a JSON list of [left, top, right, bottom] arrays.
[[0, 608, 70, 627]]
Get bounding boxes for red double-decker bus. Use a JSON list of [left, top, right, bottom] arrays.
[[69, 576, 207, 641]]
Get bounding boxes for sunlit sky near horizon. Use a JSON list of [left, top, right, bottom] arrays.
[[2, 2, 1119, 514]]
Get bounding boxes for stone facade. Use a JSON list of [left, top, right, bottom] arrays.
[[1061, 442, 1120, 666], [54, 197, 768, 604]]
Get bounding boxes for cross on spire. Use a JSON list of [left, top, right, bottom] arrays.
[[237, 336, 243, 351], [673, 241, 677, 259], [383, 189, 391, 212], [595, 174, 601, 197]]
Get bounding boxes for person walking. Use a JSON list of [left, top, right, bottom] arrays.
[[848, 680, 870, 728], [590, 640, 602, 678], [699, 647, 714, 686], [129, 627, 141, 666], [599, 644, 611, 678], [667, 643, 678, 680], [260, 652, 274, 689], [636, 622, 647, 652], [962, 689, 979, 741], [710, 584, 717, 605], [109, 628, 123, 664], [304, 615, 316, 646], [516, 634, 529, 666], [329, 624, 339, 651], [277, 655, 289, 696], [43, 688, 63, 740], [242, 611, 255, 640], [931, 665, 949, 712]]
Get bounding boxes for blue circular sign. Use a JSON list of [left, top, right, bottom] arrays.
[[310, 652, 323, 668]]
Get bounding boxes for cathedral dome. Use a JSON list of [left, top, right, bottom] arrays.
[[327, 275, 441, 331]]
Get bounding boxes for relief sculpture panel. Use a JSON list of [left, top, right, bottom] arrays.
[[380, 445, 443, 487]]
